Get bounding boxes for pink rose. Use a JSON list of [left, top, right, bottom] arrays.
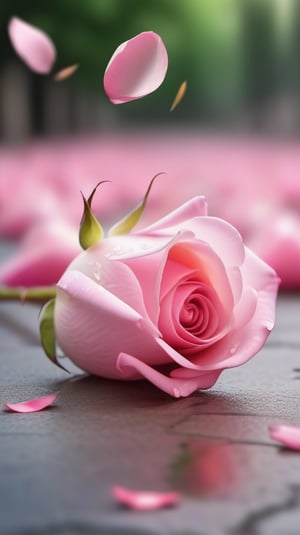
[[54, 197, 280, 398]]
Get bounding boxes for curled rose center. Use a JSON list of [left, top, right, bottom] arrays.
[[176, 285, 220, 339], [158, 278, 229, 352]]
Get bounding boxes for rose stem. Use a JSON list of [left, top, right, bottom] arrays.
[[0, 286, 56, 303]]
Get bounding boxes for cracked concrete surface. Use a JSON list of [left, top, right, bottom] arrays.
[[0, 244, 300, 535]]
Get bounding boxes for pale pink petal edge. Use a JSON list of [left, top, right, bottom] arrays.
[[269, 425, 300, 450], [5, 393, 57, 413], [112, 485, 181, 510], [117, 352, 220, 397]]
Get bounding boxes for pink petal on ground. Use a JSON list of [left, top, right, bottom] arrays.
[[104, 31, 168, 104], [5, 393, 57, 413], [269, 425, 300, 450], [112, 485, 181, 510], [8, 16, 56, 73]]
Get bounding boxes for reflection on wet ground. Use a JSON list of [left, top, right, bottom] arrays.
[[170, 440, 237, 498]]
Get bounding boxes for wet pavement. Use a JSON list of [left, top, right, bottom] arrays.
[[1, 245, 300, 534]]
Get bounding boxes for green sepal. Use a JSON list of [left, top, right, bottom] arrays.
[[79, 181, 109, 249], [39, 298, 69, 372], [108, 173, 165, 236]]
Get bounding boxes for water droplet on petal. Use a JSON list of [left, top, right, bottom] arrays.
[[93, 272, 101, 281]]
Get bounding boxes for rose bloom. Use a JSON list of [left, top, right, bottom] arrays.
[[54, 197, 280, 397]]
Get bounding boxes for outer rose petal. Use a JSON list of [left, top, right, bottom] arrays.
[[138, 196, 208, 235], [112, 486, 181, 510], [117, 353, 220, 397], [8, 17, 56, 73], [55, 270, 168, 379], [5, 394, 57, 413], [103, 31, 168, 104], [269, 425, 300, 450]]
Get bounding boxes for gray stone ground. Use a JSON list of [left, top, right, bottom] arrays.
[[1, 244, 300, 535]]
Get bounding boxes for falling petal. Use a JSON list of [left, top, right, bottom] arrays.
[[5, 393, 57, 413], [269, 425, 300, 450], [112, 485, 181, 510], [54, 64, 79, 81], [104, 31, 168, 104], [109, 173, 164, 236], [79, 182, 109, 249], [8, 16, 56, 74], [170, 81, 187, 112], [39, 298, 68, 372]]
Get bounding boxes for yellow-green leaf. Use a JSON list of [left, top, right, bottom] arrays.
[[39, 298, 68, 372], [79, 181, 109, 249], [109, 173, 165, 236]]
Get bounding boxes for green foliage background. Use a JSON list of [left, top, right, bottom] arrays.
[[0, 0, 299, 126]]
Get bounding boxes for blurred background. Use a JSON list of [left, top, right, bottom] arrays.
[[1, 0, 300, 139], [1, 0, 300, 288]]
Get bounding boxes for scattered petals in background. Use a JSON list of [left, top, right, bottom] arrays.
[[112, 485, 181, 510], [8, 16, 56, 74], [170, 80, 187, 112], [103, 31, 168, 104], [54, 64, 79, 82], [0, 220, 80, 287], [248, 212, 300, 289], [269, 425, 300, 450], [5, 393, 57, 413], [1, 133, 300, 288]]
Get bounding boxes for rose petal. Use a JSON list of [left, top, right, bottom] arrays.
[[269, 425, 300, 450], [55, 271, 167, 378], [138, 196, 208, 235], [142, 214, 245, 267], [160, 241, 234, 315], [8, 17, 56, 74], [104, 31, 168, 104], [249, 213, 298, 289], [5, 393, 57, 413], [71, 230, 191, 326], [112, 485, 181, 510], [0, 221, 80, 287], [118, 352, 209, 397]]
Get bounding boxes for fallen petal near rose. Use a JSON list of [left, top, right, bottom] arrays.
[[0, 220, 81, 287], [104, 31, 168, 104], [269, 425, 300, 450], [112, 486, 181, 510], [8, 16, 56, 73], [54, 196, 280, 397], [249, 212, 300, 289], [5, 393, 57, 413]]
